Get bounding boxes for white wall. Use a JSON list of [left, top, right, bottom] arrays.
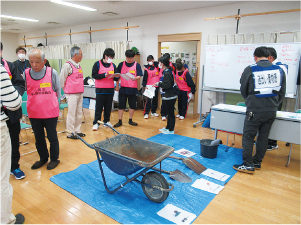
[[1, 32, 19, 62], [14, 1, 301, 113]]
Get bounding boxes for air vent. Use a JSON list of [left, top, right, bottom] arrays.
[[9, 28, 21, 31], [47, 22, 61, 25], [102, 12, 118, 16], [107, 0, 123, 3]]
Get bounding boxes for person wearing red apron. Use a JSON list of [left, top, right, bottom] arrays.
[[175, 60, 196, 120], [142, 55, 160, 119], [26, 49, 61, 170], [91, 48, 119, 131], [0, 42, 26, 180], [114, 49, 143, 127], [60, 46, 84, 139]]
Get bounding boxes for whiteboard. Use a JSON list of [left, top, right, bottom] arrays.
[[203, 43, 301, 96]]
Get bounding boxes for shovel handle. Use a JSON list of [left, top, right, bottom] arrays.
[[151, 167, 171, 174], [167, 155, 184, 161]]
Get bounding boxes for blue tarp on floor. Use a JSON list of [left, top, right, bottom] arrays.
[[50, 134, 243, 224]]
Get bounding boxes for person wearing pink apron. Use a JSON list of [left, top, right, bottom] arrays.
[[142, 55, 160, 119], [91, 48, 119, 131], [60, 46, 84, 139], [25, 49, 61, 170], [175, 60, 196, 120], [114, 49, 143, 128]]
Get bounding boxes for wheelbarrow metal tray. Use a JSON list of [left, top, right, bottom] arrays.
[[93, 134, 174, 176]]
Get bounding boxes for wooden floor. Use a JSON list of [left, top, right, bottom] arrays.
[[13, 107, 300, 224]]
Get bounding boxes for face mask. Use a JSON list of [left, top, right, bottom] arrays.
[[18, 54, 26, 60], [106, 57, 113, 63], [159, 64, 162, 69], [148, 61, 153, 66]]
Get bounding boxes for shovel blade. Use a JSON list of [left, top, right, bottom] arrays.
[[169, 169, 192, 183], [183, 158, 207, 175]]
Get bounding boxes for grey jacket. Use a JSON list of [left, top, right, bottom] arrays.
[[240, 60, 286, 112]]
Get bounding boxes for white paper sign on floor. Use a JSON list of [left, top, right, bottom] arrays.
[[174, 149, 196, 157], [202, 169, 230, 182], [157, 204, 197, 224], [191, 178, 224, 194]]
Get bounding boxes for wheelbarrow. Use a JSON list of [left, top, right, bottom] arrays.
[[70, 130, 175, 203]]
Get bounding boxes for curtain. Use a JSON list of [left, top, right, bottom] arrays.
[[206, 31, 300, 112], [25, 41, 128, 59]]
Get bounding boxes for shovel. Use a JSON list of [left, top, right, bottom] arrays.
[[152, 167, 192, 183], [163, 141, 207, 175], [167, 156, 207, 175]]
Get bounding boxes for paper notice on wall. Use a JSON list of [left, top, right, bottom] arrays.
[[192, 178, 224, 194], [202, 169, 230, 182], [143, 85, 156, 99], [157, 204, 197, 224]]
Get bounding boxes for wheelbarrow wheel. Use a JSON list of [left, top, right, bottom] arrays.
[[142, 171, 169, 203]]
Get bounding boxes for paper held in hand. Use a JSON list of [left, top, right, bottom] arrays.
[[143, 85, 156, 99], [107, 73, 120, 79], [120, 72, 135, 80]]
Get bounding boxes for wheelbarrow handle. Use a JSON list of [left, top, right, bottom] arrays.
[[97, 120, 120, 134], [65, 130, 94, 149]]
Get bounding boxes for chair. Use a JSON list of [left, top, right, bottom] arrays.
[[21, 92, 29, 124], [237, 102, 246, 107], [19, 122, 32, 145]]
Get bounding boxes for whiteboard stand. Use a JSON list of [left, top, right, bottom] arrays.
[[193, 67, 241, 127]]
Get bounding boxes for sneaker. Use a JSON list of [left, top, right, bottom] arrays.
[[14, 213, 25, 224], [233, 163, 255, 174], [92, 123, 99, 131], [254, 162, 261, 170], [267, 144, 278, 151], [179, 116, 185, 120], [114, 121, 122, 128], [253, 157, 261, 170], [103, 122, 112, 127], [162, 116, 167, 121], [144, 114, 149, 119], [176, 114, 180, 118], [151, 113, 159, 117], [159, 127, 168, 132], [162, 130, 174, 134], [10, 168, 25, 180]]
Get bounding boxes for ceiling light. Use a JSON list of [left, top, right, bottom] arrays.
[[0, 15, 39, 22], [50, 0, 97, 12], [102, 12, 118, 16]]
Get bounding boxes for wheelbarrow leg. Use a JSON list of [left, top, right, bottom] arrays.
[[95, 150, 150, 194]]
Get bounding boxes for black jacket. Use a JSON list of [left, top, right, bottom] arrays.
[[240, 60, 286, 112], [159, 68, 177, 100]]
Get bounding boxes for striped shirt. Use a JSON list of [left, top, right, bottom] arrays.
[[1, 64, 22, 122]]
